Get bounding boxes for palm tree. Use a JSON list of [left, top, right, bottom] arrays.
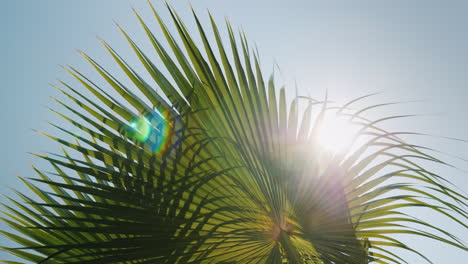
[[1, 2, 466, 263]]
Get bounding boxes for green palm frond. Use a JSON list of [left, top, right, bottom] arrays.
[[1, 2, 466, 263]]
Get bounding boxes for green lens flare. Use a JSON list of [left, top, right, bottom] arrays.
[[129, 112, 172, 154], [130, 116, 152, 143]]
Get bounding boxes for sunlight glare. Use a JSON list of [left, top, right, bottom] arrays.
[[316, 114, 359, 154]]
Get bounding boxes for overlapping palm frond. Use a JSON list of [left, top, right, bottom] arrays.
[[1, 1, 466, 263]]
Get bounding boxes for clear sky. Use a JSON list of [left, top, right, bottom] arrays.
[[1, 0, 467, 263]]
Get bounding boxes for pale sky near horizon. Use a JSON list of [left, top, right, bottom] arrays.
[[1, 0, 467, 263]]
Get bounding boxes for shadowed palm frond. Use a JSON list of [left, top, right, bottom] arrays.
[[1, 1, 466, 263]]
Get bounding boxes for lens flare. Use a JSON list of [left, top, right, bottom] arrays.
[[130, 116, 152, 142], [128, 110, 173, 154]]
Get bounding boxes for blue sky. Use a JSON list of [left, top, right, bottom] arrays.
[[1, 0, 467, 262]]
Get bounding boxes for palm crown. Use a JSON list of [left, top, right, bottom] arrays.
[[1, 2, 466, 263]]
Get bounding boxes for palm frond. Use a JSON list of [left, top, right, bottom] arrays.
[[1, 2, 466, 263]]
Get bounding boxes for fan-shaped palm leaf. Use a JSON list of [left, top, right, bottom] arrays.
[[1, 2, 466, 263]]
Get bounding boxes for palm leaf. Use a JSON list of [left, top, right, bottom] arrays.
[[1, 1, 466, 263]]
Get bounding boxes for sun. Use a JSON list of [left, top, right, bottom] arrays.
[[315, 113, 359, 154]]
